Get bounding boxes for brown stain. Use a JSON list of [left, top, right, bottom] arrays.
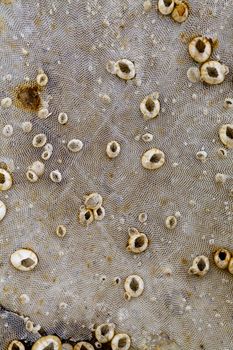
[[34, 16, 42, 27], [181, 258, 188, 265], [13, 81, 43, 112], [160, 197, 169, 206], [106, 255, 113, 263], [0, 0, 13, 4]]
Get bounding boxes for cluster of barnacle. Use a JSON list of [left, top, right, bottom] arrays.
[[0, 166, 13, 222], [187, 36, 229, 85], [78, 192, 105, 226], [158, 0, 189, 23]]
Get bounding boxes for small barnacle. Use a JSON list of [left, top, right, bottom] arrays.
[[36, 72, 48, 87], [143, 0, 152, 12], [188, 37, 212, 63], [21, 121, 32, 133], [165, 215, 177, 229], [196, 150, 207, 162], [38, 107, 50, 119], [19, 293, 30, 304], [140, 92, 160, 120], [115, 59, 136, 80], [0, 200, 7, 221], [28, 161, 45, 177], [127, 230, 148, 254], [26, 170, 38, 183], [158, 0, 174, 15], [214, 248, 231, 269], [50, 169, 62, 183], [67, 139, 83, 152], [2, 124, 13, 137], [74, 342, 94, 350], [32, 133, 47, 148], [224, 98, 233, 109], [171, 0, 189, 23], [141, 148, 165, 170], [219, 124, 233, 149], [106, 60, 117, 75], [95, 342, 102, 349], [93, 206, 105, 221], [217, 148, 227, 159], [31, 335, 62, 350], [95, 323, 115, 344], [10, 248, 38, 271], [142, 133, 153, 142], [58, 112, 68, 125], [215, 173, 227, 184], [138, 212, 148, 223], [187, 67, 200, 83], [84, 192, 103, 210], [0, 168, 13, 191], [111, 334, 131, 350], [228, 257, 233, 275], [1, 97, 12, 108], [188, 255, 209, 277], [200, 61, 229, 85], [7, 340, 25, 350], [56, 224, 67, 238], [78, 206, 94, 226], [41, 149, 52, 160], [124, 275, 144, 300], [106, 141, 121, 159]]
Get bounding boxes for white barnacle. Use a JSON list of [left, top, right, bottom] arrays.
[[0, 168, 13, 191], [78, 206, 94, 226], [10, 248, 38, 271], [141, 148, 165, 170], [38, 108, 50, 119], [56, 224, 67, 238], [219, 124, 233, 149], [32, 335, 62, 350], [187, 67, 200, 83], [124, 275, 144, 300], [127, 229, 148, 254], [158, 0, 175, 15], [21, 121, 32, 133], [67, 139, 83, 152], [93, 206, 105, 221], [140, 92, 160, 120], [228, 257, 233, 275], [95, 323, 115, 343], [7, 340, 25, 350], [74, 342, 94, 350], [41, 150, 52, 160], [58, 112, 68, 125], [2, 124, 13, 137], [32, 133, 47, 148], [196, 150, 208, 162], [26, 170, 38, 183], [188, 37, 212, 63], [217, 148, 227, 159], [50, 169, 62, 183], [224, 98, 233, 109], [214, 248, 231, 270], [36, 72, 48, 87], [188, 255, 209, 277], [1, 97, 12, 108], [115, 59, 136, 80], [200, 61, 229, 85], [106, 141, 121, 159], [111, 334, 131, 350], [106, 60, 117, 75], [28, 161, 45, 177], [19, 293, 30, 304], [84, 192, 103, 210], [142, 133, 153, 142], [143, 0, 152, 12], [138, 212, 148, 223], [165, 215, 177, 229], [0, 200, 7, 222], [171, 0, 189, 23], [215, 173, 227, 184]]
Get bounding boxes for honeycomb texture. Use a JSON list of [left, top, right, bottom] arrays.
[[0, 0, 233, 349]]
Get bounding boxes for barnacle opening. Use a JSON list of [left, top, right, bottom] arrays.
[[226, 126, 233, 139], [134, 236, 145, 248], [130, 277, 139, 292], [196, 39, 206, 53], [219, 251, 226, 260], [110, 142, 117, 152], [164, 0, 173, 6], [118, 62, 130, 74], [0, 173, 5, 183], [145, 97, 155, 112], [207, 67, 218, 78], [85, 211, 91, 220], [21, 258, 35, 268], [118, 338, 127, 348], [11, 345, 21, 350], [43, 345, 54, 350], [197, 259, 206, 271], [150, 153, 162, 163], [176, 3, 186, 16], [100, 325, 109, 336], [96, 207, 102, 216]]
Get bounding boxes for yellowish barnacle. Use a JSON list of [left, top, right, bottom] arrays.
[[56, 224, 67, 238], [32, 335, 62, 350], [111, 334, 131, 350], [32, 133, 47, 148], [93, 206, 105, 221], [78, 206, 94, 226], [171, 0, 189, 23], [74, 342, 94, 350], [28, 160, 45, 177], [67, 139, 83, 152], [141, 148, 165, 170], [21, 121, 32, 133], [127, 228, 148, 254], [36, 72, 48, 87], [50, 169, 62, 183], [224, 98, 233, 109], [106, 141, 121, 159], [228, 257, 233, 274], [95, 323, 115, 343], [10, 248, 38, 271], [165, 215, 177, 229], [7, 340, 25, 350], [219, 124, 233, 149], [196, 150, 207, 162], [115, 59, 136, 80], [158, 0, 175, 15], [0, 200, 7, 221], [215, 173, 227, 184], [187, 66, 200, 83], [188, 37, 212, 63], [0, 168, 13, 191], [140, 92, 160, 120], [124, 275, 144, 300], [26, 169, 38, 183], [1, 96, 12, 108], [84, 192, 103, 210], [58, 112, 68, 125], [188, 255, 209, 277], [200, 61, 229, 85], [38, 107, 50, 119], [214, 248, 231, 269]]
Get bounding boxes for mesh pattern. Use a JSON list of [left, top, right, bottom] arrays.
[[0, 0, 233, 349]]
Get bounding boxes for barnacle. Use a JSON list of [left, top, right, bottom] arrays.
[[0, 168, 13, 191], [188, 37, 212, 63], [141, 148, 165, 170], [32, 133, 47, 148], [219, 124, 233, 148], [200, 61, 229, 85], [10, 248, 38, 271], [95, 323, 115, 343], [171, 0, 189, 23], [111, 334, 131, 350], [140, 92, 160, 120], [114, 59, 136, 80], [213, 248, 231, 270], [74, 342, 94, 350], [0, 199, 6, 221], [31, 335, 62, 350], [7, 340, 25, 350], [158, 0, 175, 15], [124, 275, 144, 300], [188, 255, 210, 277], [106, 141, 121, 159], [126, 228, 148, 253]]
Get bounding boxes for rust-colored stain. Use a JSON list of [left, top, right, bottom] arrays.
[[181, 258, 188, 265], [106, 255, 113, 263], [0, 0, 14, 4], [13, 82, 43, 112]]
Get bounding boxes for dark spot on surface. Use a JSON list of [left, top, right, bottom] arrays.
[[150, 153, 162, 163], [164, 0, 172, 6], [226, 126, 233, 139], [219, 251, 226, 260], [130, 278, 139, 292], [14, 83, 42, 112], [96, 208, 102, 216], [118, 62, 130, 74], [134, 236, 145, 248], [196, 39, 206, 53], [12, 344, 20, 350], [85, 211, 91, 220], [0, 173, 5, 184], [207, 67, 218, 78], [81, 346, 88, 350], [118, 337, 127, 348], [197, 259, 206, 271], [101, 325, 109, 336], [44, 344, 54, 350], [21, 258, 35, 268], [110, 143, 117, 152], [145, 97, 155, 112]]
